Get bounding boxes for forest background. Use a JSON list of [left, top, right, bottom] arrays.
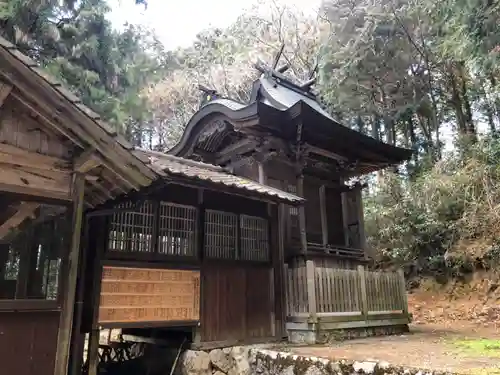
[[3, 0, 500, 282]]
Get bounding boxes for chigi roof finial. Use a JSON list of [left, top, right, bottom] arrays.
[[198, 84, 219, 108]]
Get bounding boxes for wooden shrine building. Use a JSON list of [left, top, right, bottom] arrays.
[[170, 60, 412, 266], [168, 58, 414, 341], [0, 37, 413, 375]]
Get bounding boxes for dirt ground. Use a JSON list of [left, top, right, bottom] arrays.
[[288, 278, 500, 374], [291, 322, 500, 374]]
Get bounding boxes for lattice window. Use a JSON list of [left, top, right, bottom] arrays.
[[204, 210, 237, 259], [158, 202, 197, 256], [108, 201, 155, 253], [287, 185, 299, 217], [240, 215, 269, 262]]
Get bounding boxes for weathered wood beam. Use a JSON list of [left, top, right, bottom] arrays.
[[0, 202, 39, 239], [10, 91, 85, 148], [0, 163, 72, 201], [0, 81, 13, 108], [3, 70, 154, 185], [12, 90, 140, 191], [225, 155, 254, 170], [305, 144, 348, 162], [87, 178, 114, 201], [215, 138, 258, 164], [73, 149, 102, 173], [0, 142, 70, 171]]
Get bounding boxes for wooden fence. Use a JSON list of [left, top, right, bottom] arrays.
[[284, 260, 409, 322]]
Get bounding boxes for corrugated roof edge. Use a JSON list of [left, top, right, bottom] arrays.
[[133, 148, 304, 204]]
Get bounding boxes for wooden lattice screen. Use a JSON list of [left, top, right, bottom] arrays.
[[106, 202, 270, 262], [108, 201, 155, 253], [158, 203, 197, 256], [204, 210, 237, 259], [240, 215, 269, 261]]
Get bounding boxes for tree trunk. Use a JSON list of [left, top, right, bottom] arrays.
[[356, 115, 365, 134], [457, 62, 476, 137], [449, 69, 467, 135]]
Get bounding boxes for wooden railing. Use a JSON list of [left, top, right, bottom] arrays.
[[284, 260, 408, 320]]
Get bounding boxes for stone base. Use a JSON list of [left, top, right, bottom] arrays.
[[174, 346, 455, 375], [287, 324, 410, 345]]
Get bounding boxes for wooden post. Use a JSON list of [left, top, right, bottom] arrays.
[[258, 162, 266, 185], [397, 269, 409, 315], [278, 203, 287, 337], [354, 185, 367, 255], [193, 188, 205, 345], [357, 265, 368, 321], [341, 189, 350, 247], [319, 185, 328, 248], [283, 262, 289, 318], [306, 260, 317, 322], [88, 216, 107, 375], [296, 174, 308, 254], [54, 173, 85, 375]]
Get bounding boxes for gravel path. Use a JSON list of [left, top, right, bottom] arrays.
[[287, 322, 500, 374]]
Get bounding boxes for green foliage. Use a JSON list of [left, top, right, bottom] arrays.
[[0, 0, 167, 138], [365, 137, 500, 275]]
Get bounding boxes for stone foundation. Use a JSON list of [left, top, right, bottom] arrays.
[[175, 346, 455, 375], [287, 324, 410, 345]]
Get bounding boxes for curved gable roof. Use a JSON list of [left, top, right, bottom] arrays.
[[168, 74, 413, 171]]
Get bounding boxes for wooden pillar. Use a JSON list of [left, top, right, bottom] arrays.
[[398, 269, 409, 315], [355, 185, 367, 253], [258, 162, 266, 185], [306, 260, 317, 322], [192, 188, 205, 345], [319, 185, 328, 248], [54, 173, 85, 375], [341, 187, 350, 247], [269, 203, 285, 338], [277, 203, 287, 336], [357, 265, 368, 321], [87, 216, 107, 375], [296, 174, 307, 254]]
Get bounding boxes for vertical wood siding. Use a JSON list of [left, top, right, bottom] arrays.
[[0, 311, 60, 375]]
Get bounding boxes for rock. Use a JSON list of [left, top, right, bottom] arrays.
[[278, 365, 295, 375], [328, 361, 341, 374], [209, 349, 232, 373], [179, 350, 212, 375], [353, 361, 377, 374], [213, 372, 226, 375], [227, 346, 250, 375], [304, 365, 323, 375]]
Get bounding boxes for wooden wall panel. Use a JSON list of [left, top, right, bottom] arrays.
[[246, 267, 273, 338], [201, 263, 272, 343], [0, 311, 60, 375], [303, 180, 322, 243]]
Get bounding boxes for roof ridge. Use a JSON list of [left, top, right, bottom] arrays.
[[136, 148, 224, 172]]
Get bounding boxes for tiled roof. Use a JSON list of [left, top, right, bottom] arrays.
[[0, 36, 303, 205], [133, 149, 304, 204]]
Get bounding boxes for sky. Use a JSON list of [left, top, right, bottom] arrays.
[[107, 0, 322, 50]]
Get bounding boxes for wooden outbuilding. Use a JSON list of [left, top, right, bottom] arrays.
[[0, 37, 303, 375]]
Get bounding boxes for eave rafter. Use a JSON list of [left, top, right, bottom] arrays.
[[0, 80, 12, 108]]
